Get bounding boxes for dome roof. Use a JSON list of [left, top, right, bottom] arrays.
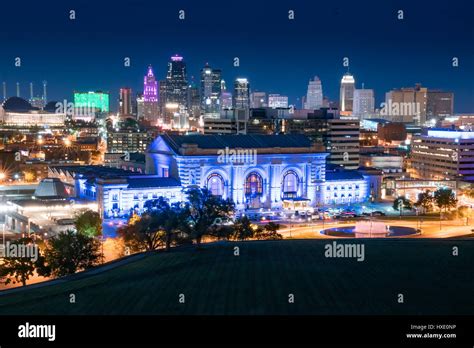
[[2, 97, 37, 112]]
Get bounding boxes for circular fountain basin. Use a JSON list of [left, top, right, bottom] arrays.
[[321, 225, 418, 238]]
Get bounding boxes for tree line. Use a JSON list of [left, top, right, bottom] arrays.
[[0, 188, 282, 287]]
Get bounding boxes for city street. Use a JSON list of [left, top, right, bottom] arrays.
[[278, 218, 474, 239]]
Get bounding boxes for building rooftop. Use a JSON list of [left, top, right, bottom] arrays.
[[34, 178, 69, 199], [159, 134, 319, 154], [325, 170, 364, 181], [51, 165, 137, 179], [126, 176, 181, 189]]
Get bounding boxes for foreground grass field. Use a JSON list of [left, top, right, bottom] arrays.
[[0, 239, 472, 315]]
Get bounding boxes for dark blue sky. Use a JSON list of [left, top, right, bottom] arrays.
[[1, 0, 473, 112]]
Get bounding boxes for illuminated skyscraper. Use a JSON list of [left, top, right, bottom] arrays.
[[164, 55, 188, 107], [136, 94, 144, 120], [304, 76, 323, 110], [353, 88, 374, 117], [233, 78, 250, 109], [339, 73, 355, 113], [250, 91, 267, 108], [220, 80, 233, 111], [74, 91, 109, 112], [187, 79, 201, 119], [143, 65, 159, 124], [200, 63, 222, 118], [268, 94, 289, 108], [119, 87, 132, 116]]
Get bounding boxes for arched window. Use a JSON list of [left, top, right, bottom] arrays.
[[245, 172, 263, 197], [282, 170, 299, 198], [207, 173, 224, 196]]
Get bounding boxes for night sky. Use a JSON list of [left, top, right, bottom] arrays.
[[1, 0, 473, 112]]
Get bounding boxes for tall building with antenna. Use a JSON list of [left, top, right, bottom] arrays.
[[143, 65, 159, 124]]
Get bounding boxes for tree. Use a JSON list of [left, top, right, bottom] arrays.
[[144, 197, 189, 251], [0, 238, 38, 286], [393, 196, 412, 217], [41, 230, 102, 278], [184, 188, 235, 246], [117, 213, 165, 253], [255, 222, 283, 240], [74, 210, 102, 237], [414, 190, 434, 215], [119, 198, 191, 252], [434, 188, 457, 214], [434, 188, 458, 229], [232, 216, 255, 241]]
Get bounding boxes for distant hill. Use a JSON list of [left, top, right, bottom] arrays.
[[0, 239, 472, 315]]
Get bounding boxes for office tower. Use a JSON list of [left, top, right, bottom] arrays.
[[250, 91, 267, 108], [136, 94, 144, 120], [353, 88, 375, 117], [285, 110, 360, 170], [107, 128, 155, 154], [187, 80, 201, 118], [319, 116, 360, 170], [409, 129, 474, 182], [339, 72, 355, 113], [74, 91, 110, 112], [427, 90, 454, 118], [164, 55, 188, 107], [384, 84, 427, 125], [304, 76, 323, 110], [119, 87, 132, 116], [233, 78, 250, 109], [220, 80, 233, 111], [268, 94, 289, 108], [143, 65, 159, 124], [200, 63, 222, 118]]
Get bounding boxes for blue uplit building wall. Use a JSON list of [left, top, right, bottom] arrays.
[[71, 135, 378, 218]]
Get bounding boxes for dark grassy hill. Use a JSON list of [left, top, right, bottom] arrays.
[[0, 239, 472, 315]]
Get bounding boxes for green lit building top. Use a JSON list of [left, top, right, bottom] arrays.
[[74, 91, 110, 112]]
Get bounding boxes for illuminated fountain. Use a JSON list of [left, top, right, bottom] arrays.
[[353, 221, 389, 238], [321, 221, 418, 238]]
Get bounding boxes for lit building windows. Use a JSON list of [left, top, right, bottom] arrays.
[[245, 172, 263, 197], [207, 173, 224, 196]]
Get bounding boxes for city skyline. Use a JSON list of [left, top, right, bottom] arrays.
[[0, 0, 472, 112]]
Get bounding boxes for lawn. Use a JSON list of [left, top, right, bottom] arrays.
[[0, 239, 472, 315]]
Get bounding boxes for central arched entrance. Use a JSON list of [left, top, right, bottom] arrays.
[[245, 171, 263, 209], [206, 173, 225, 197], [281, 170, 299, 199]]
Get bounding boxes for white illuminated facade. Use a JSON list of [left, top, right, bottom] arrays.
[[340, 73, 355, 113], [0, 111, 66, 127], [409, 129, 474, 182]]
